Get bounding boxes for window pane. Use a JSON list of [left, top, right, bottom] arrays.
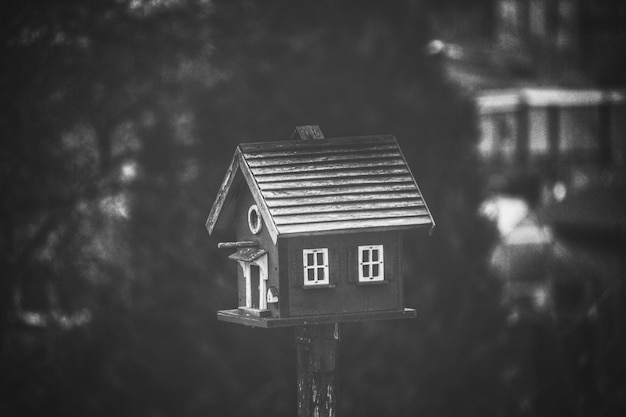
[[362, 250, 369, 262], [372, 250, 378, 262], [372, 264, 379, 277], [362, 265, 369, 278], [303, 249, 329, 285]]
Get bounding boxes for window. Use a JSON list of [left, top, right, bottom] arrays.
[[358, 245, 384, 282], [303, 248, 329, 286], [248, 204, 262, 234]]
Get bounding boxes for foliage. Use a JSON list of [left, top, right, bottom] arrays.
[[1, 1, 506, 416]]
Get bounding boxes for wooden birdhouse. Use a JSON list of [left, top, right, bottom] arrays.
[[206, 126, 434, 327]]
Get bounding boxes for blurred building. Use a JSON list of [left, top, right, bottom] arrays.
[[476, 90, 626, 415], [496, 0, 626, 84], [434, 0, 626, 415], [477, 88, 626, 201]]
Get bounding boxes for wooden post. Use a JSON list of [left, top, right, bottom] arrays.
[[296, 323, 340, 417]]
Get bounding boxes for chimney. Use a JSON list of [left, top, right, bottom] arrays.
[[290, 125, 325, 140]]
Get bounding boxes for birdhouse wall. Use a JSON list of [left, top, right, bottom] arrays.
[[280, 231, 404, 317], [234, 189, 282, 316]]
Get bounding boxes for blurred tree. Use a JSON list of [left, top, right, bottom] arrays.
[[1, 1, 505, 417], [0, 1, 239, 415]]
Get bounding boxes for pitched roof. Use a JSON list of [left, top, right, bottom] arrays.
[[229, 248, 268, 262], [206, 135, 434, 242]]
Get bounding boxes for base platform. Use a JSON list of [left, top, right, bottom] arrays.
[[217, 308, 417, 328]]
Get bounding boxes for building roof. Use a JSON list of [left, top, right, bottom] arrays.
[[476, 88, 626, 115], [206, 135, 434, 242]]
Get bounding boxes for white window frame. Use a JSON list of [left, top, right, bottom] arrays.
[[303, 248, 329, 286], [358, 245, 384, 282], [248, 204, 262, 234]]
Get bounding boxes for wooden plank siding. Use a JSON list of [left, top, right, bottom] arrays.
[[264, 193, 423, 207], [276, 218, 432, 235], [270, 200, 426, 216], [273, 208, 430, 226], [261, 184, 417, 198], [253, 167, 411, 182], [245, 151, 402, 167], [283, 232, 403, 317], [257, 175, 414, 190], [247, 159, 407, 175]]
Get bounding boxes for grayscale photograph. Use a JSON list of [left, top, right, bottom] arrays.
[[2, 1, 624, 416]]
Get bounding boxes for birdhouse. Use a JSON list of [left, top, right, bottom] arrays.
[[206, 126, 434, 327]]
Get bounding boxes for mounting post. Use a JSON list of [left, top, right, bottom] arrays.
[[296, 323, 340, 417]]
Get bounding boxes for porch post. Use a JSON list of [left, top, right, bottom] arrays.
[[243, 262, 251, 308], [258, 255, 268, 310], [295, 323, 340, 417]]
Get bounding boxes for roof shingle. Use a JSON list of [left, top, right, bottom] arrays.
[[207, 135, 434, 241]]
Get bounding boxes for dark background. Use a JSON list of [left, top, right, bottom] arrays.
[[2, 1, 623, 416]]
